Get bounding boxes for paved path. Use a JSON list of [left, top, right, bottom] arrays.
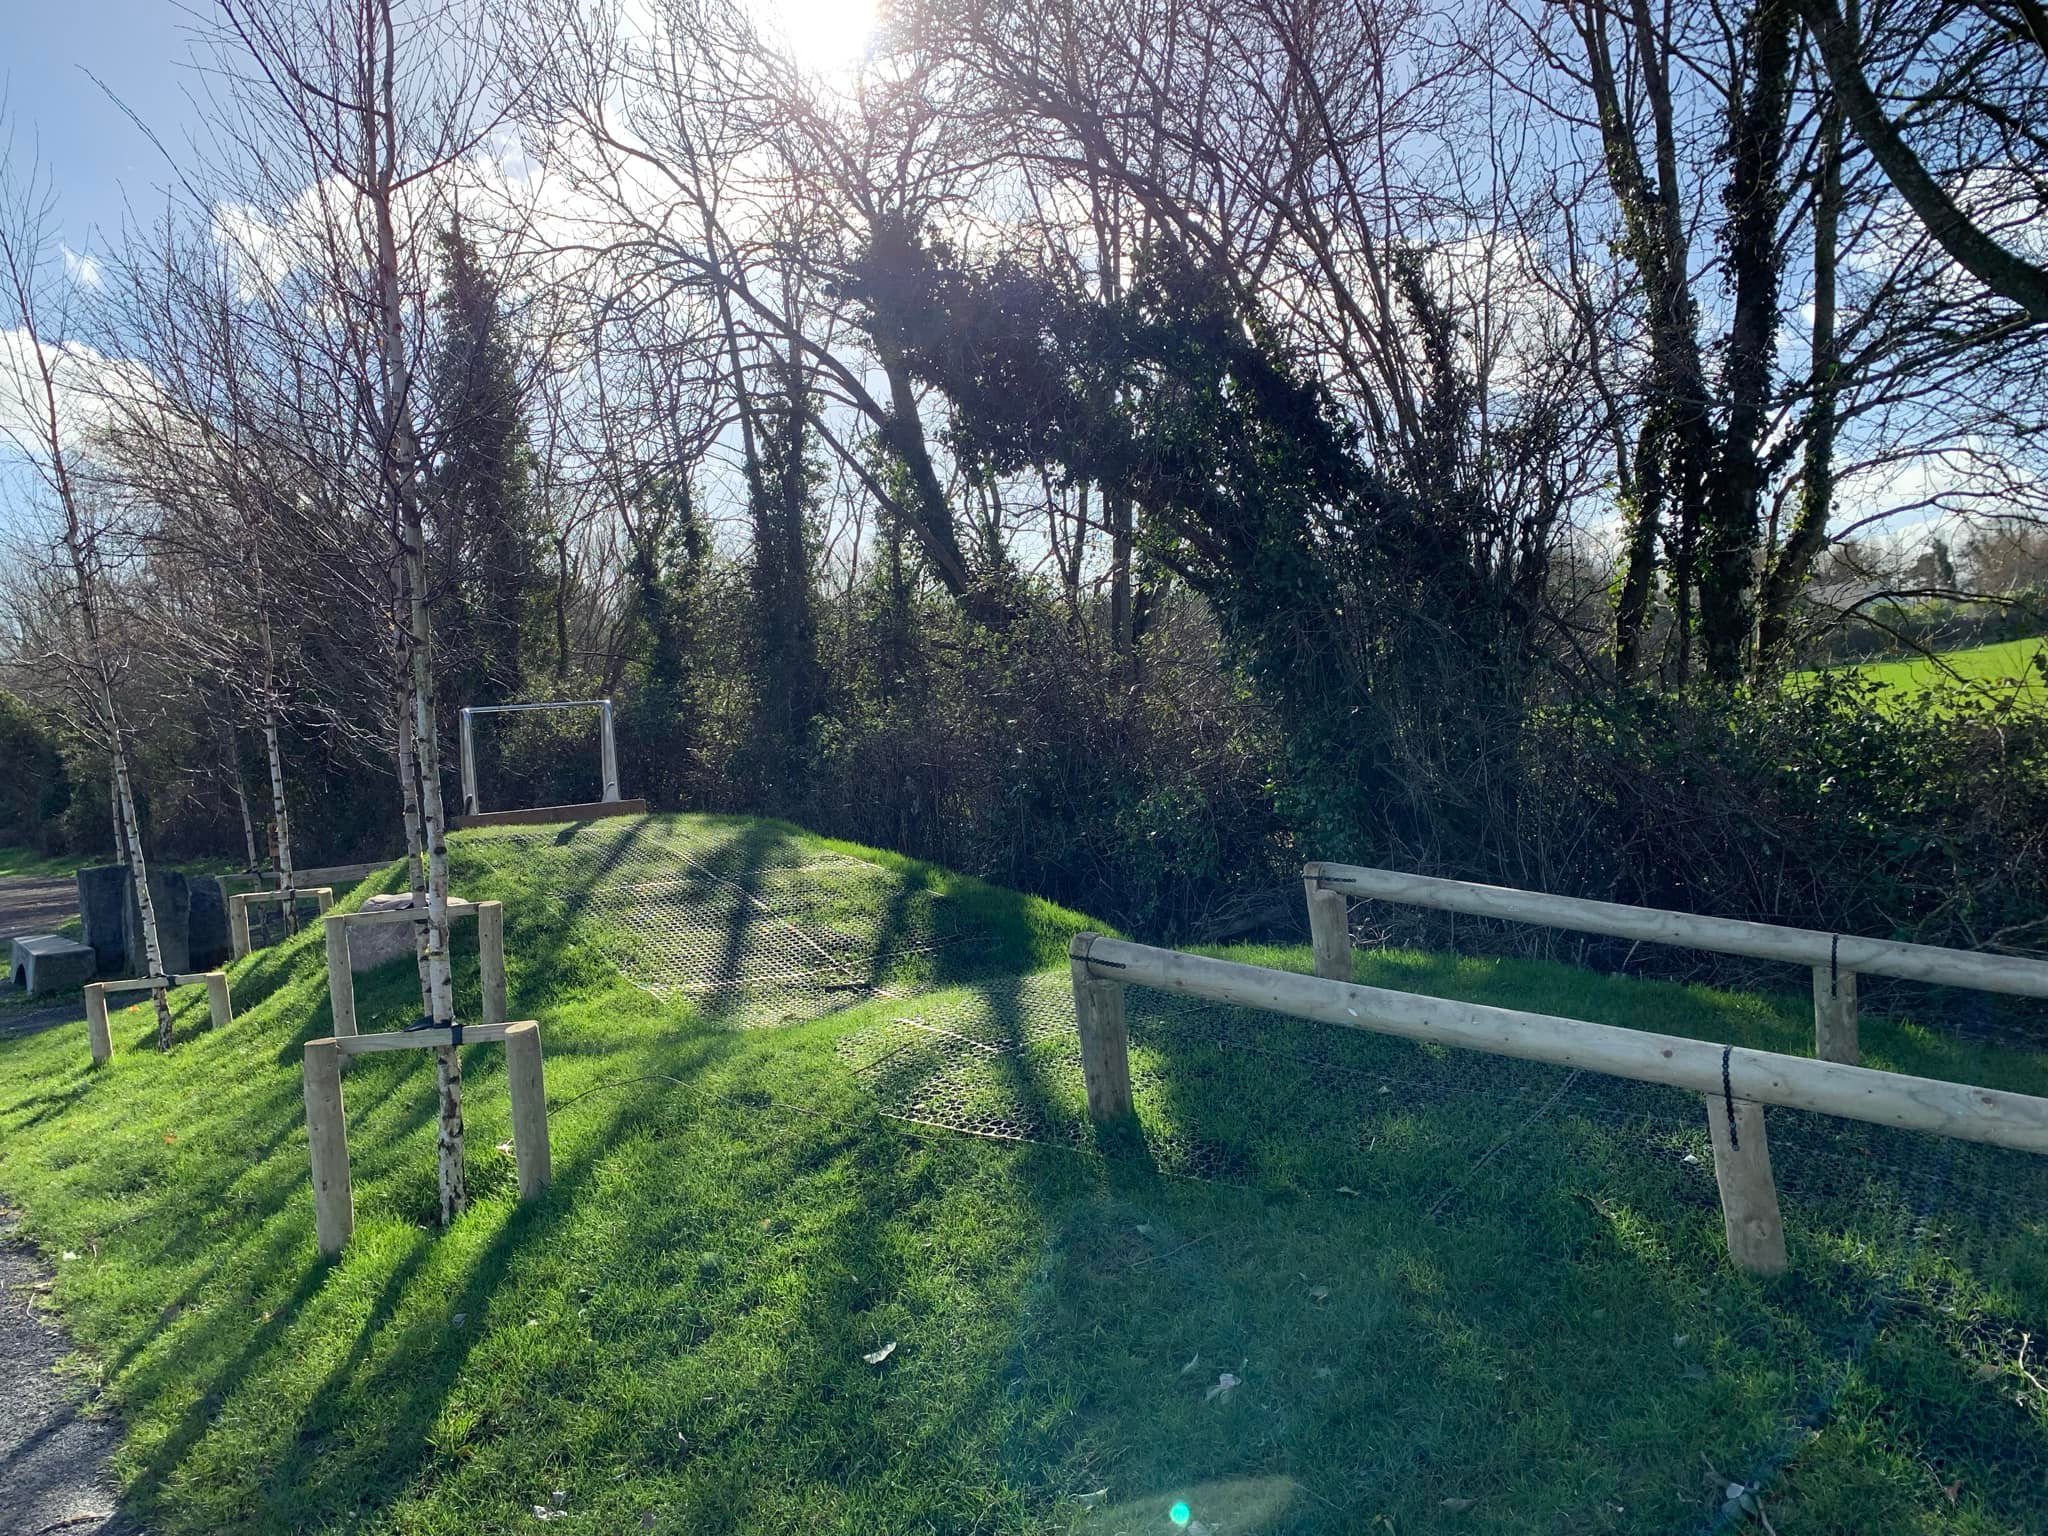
[[0, 1210, 139, 1535], [0, 878, 77, 951], [3, 876, 85, 1044]]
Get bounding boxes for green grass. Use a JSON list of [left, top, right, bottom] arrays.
[[1799, 636, 2048, 712], [0, 844, 246, 880], [0, 813, 2043, 1535]]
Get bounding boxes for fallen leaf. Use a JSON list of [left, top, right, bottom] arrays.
[[1335, 1186, 1360, 1197], [163, 1133, 178, 1145], [1975, 1363, 2001, 1381], [1135, 1224, 1156, 1238], [1943, 1481, 1961, 1505], [1179, 1353, 1201, 1375], [863, 1341, 897, 1366], [1308, 1286, 1331, 1305], [1204, 1372, 1241, 1403], [1075, 1489, 1109, 1507], [1441, 1497, 1476, 1512], [496, 1140, 515, 1156]]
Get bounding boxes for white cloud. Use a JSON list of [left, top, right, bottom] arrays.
[[60, 245, 103, 289]]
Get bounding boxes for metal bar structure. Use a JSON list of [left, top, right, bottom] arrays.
[[457, 699, 620, 817], [1067, 933, 2048, 1273], [1303, 862, 2048, 1066]]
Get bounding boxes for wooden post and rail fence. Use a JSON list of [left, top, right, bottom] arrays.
[[1067, 933, 2048, 1274], [1302, 863, 2048, 1067], [321, 898, 507, 1038]]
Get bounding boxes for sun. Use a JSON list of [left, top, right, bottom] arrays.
[[754, 0, 881, 72]]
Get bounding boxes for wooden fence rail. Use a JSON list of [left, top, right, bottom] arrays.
[[1067, 933, 2048, 1273], [1303, 862, 2048, 1066]]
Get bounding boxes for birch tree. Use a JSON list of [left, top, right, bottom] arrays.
[[0, 139, 177, 1048]]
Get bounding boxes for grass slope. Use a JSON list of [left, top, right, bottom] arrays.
[[0, 814, 2043, 1535]]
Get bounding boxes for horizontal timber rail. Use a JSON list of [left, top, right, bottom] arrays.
[[1067, 933, 2048, 1273], [1303, 863, 2048, 1067]]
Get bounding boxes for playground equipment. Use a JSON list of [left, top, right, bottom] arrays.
[[454, 699, 645, 828]]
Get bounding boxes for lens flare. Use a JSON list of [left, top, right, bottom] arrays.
[[1169, 1502, 1192, 1527]]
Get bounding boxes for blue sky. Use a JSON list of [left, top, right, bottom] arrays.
[[6, 1, 204, 258], [3, 3, 204, 531]]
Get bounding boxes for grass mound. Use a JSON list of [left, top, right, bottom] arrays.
[[1, 813, 2044, 1534]]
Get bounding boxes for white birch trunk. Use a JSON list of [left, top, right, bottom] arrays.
[[263, 710, 297, 934], [363, 2, 463, 1221], [223, 722, 261, 873]]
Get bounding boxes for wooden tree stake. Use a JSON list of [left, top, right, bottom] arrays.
[[478, 900, 507, 1025], [305, 1038, 353, 1255], [323, 917, 357, 1038], [203, 971, 233, 1029], [505, 1021, 551, 1199], [84, 983, 112, 1066]]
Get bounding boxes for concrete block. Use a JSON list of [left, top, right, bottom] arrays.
[[189, 878, 231, 969], [126, 869, 192, 978], [11, 934, 96, 994], [349, 894, 434, 972], [76, 865, 130, 973]]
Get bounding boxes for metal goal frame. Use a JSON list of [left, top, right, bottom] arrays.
[[458, 699, 620, 817]]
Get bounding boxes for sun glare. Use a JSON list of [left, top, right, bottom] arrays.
[[755, 0, 880, 72]]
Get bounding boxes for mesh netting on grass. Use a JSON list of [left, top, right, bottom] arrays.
[[467, 820, 989, 1023]]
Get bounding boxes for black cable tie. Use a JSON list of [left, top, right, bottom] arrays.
[[1830, 933, 1840, 999], [450, 1021, 463, 1047], [1721, 1044, 1739, 1151]]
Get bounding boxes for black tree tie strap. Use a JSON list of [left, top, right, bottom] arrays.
[[1721, 1044, 1739, 1151], [1830, 933, 1841, 999]]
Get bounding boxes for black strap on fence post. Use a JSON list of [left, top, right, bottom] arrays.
[[1721, 1044, 1739, 1151]]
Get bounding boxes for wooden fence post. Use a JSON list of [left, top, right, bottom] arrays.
[[504, 1021, 551, 1199], [203, 971, 233, 1029], [478, 901, 507, 1026], [315, 887, 334, 916], [229, 894, 252, 961], [1068, 935, 1133, 1122], [84, 983, 112, 1066], [1703, 1095, 1787, 1275], [304, 1038, 354, 1255], [1305, 871, 1353, 982], [323, 917, 357, 1039], [1812, 965, 1858, 1065]]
